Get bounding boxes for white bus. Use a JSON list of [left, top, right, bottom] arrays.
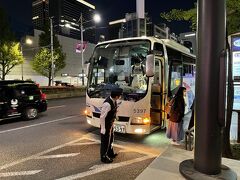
[[85, 36, 196, 134]]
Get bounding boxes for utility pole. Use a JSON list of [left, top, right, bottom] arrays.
[[50, 17, 54, 86], [80, 13, 85, 86]]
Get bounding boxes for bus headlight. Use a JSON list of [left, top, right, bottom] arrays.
[[84, 109, 92, 117], [131, 117, 150, 125]]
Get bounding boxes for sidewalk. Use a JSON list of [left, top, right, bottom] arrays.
[[136, 145, 240, 180]]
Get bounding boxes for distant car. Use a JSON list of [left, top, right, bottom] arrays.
[[55, 81, 74, 87], [0, 80, 47, 121]]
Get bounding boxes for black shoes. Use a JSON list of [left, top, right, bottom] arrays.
[[108, 153, 118, 159], [101, 155, 113, 163], [101, 153, 118, 163]]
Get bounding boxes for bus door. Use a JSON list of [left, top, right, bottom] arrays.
[[150, 58, 163, 127]]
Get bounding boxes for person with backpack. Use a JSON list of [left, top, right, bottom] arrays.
[[166, 87, 186, 145]]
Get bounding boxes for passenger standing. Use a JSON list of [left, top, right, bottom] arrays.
[[166, 87, 186, 145], [100, 88, 123, 163]]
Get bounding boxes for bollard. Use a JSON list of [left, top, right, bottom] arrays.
[[185, 128, 194, 151]]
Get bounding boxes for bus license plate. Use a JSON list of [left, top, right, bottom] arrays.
[[114, 125, 126, 133]]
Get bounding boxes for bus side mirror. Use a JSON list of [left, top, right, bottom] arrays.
[[146, 54, 155, 77], [86, 63, 90, 77]]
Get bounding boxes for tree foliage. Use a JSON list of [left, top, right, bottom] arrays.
[[0, 42, 24, 80], [0, 7, 23, 80], [31, 25, 66, 86], [160, 0, 240, 34]]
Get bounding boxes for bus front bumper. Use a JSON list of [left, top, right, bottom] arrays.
[[86, 116, 151, 134]]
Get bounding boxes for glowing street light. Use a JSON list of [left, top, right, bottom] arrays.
[[79, 13, 101, 85], [20, 37, 33, 80]]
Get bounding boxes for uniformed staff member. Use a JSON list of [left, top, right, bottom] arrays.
[[100, 87, 123, 163]]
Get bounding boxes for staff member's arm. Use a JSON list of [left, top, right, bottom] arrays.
[[100, 102, 111, 134]]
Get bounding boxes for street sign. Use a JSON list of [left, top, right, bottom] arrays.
[[76, 42, 87, 53]]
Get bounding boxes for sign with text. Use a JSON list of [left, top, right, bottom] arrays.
[[232, 36, 240, 80], [233, 85, 240, 110], [76, 41, 87, 53]]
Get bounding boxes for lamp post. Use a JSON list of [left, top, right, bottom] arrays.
[[79, 13, 101, 86], [50, 17, 54, 86], [80, 13, 84, 86], [20, 37, 32, 80], [64, 13, 101, 86]]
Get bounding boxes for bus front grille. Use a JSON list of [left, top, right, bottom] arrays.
[[93, 112, 100, 118]]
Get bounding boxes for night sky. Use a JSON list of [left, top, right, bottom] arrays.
[[88, 0, 197, 34], [0, 0, 197, 37]]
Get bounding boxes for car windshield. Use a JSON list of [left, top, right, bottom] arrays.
[[87, 40, 151, 101]]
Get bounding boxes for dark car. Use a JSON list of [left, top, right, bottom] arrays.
[[0, 80, 47, 121]]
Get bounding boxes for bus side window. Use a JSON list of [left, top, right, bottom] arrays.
[[170, 61, 182, 92]]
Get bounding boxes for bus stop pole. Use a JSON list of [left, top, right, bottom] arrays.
[[194, 0, 225, 173], [180, 0, 237, 178]]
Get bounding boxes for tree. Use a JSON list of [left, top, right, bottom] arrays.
[[31, 25, 66, 86], [161, 0, 240, 158], [0, 42, 24, 80], [0, 7, 23, 80], [160, 0, 240, 34]]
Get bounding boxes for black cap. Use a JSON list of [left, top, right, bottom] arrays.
[[111, 88, 123, 97]]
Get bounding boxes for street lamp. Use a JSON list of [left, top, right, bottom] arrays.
[[79, 13, 101, 86], [50, 17, 54, 86], [20, 37, 33, 80]]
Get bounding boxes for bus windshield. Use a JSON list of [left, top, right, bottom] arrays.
[[87, 40, 151, 101]]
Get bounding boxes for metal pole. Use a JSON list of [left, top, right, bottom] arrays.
[[179, 0, 236, 179], [20, 44, 23, 80], [194, 0, 226, 174], [80, 13, 85, 86], [50, 17, 54, 86]]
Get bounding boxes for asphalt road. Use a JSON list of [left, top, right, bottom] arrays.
[[0, 97, 170, 180]]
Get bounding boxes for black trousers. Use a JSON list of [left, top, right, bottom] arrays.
[[100, 126, 114, 158]]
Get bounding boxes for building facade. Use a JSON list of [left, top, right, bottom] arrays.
[[7, 29, 95, 86], [32, 0, 97, 43], [108, 12, 177, 41], [179, 32, 196, 55]]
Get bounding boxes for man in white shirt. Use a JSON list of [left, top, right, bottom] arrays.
[[100, 88, 123, 163]]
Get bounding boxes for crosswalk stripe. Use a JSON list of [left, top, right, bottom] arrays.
[[0, 170, 42, 177], [34, 153, 80, 159]]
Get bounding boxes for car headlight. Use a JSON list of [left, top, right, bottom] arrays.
[[131, 117, 150, 125]]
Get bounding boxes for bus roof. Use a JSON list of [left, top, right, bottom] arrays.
[[96, 36, 195, 58]]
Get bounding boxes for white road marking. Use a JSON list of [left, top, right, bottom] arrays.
[[68, 142, 99, 146], [48, 105, 66, 110], [0, 137, 85, 171], [0, 170, 42, 177], [84, 137, 159, 157], [0, 136, 158, 177], [34, 153, 80, 159], [118, 149, 132, 153], [57, 156, 154, 180], [0, 115, 78, 134]]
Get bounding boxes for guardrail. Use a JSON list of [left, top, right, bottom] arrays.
[[40, 86, 86, 100]]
